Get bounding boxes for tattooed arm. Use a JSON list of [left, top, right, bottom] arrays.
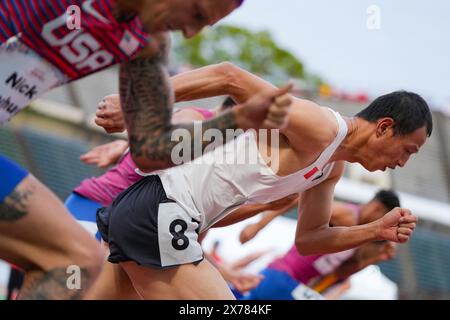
[[121, 36, 293, 171], [120, 37, 237, 170]]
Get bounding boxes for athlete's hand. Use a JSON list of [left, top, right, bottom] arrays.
[[377, 241, 397, 262], [357, 241, 397, 265], [95, 94, 125, 133], [219, 265, 264, 293], [239, 223, 261, 244], [376, 208, 417, 243], [80, 140, 129, 168], [234, 83, 293, 131], [229, 272, 264, 293]]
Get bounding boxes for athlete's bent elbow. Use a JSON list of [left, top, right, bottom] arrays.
[[295, 237, 314, 256], [130, 152, 173, 172], [216, 62, 241, 91]]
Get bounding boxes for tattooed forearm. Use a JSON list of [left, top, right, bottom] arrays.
[[121, 41, 239, 170], [19, 267, 89, 300], [0, 187, 34, 221]]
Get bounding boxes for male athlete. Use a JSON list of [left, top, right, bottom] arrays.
[[242, 190, 399, 300], [0, 0, 293, 299], [96, 63, 431, 299]]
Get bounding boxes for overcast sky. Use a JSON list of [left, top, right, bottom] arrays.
[[218, 0, 450, 112]]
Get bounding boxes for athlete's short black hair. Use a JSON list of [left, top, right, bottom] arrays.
[[373, 189, 400, 211], [356, 91, 433, 137]]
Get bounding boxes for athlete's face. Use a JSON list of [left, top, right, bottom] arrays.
[[360, 120, 427, 172], [157, 0, 240, 38]]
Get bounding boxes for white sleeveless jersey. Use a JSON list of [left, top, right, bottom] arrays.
[[157, 109, 348, 232]]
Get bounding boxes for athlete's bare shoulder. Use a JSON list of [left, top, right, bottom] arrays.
[[283, 97, 339, 153]]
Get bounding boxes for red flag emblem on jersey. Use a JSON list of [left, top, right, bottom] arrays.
[[304, 167, 319, 180]]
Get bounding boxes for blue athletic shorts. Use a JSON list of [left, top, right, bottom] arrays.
[[65, 192, 103, 241], [241, 268, 299, 300], [241, 268, 325, 300], [0, 154, 28, 203]]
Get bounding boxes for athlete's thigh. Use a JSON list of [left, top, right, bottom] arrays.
[[122, 259, 235, 300], [84, 260, 141, 300], [0, 174, 100, 269], [98, 175, 233, 299]]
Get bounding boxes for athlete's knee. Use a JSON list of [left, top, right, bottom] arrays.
[[68, 237, 105, 283]]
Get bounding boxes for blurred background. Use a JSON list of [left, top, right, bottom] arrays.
[[0, 0, 449, 299]]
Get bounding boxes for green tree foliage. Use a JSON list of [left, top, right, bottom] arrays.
[[172, 25, 307, 84]]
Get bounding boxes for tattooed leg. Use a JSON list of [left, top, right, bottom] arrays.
[[0, 187, 34, 221], [19, 267, 90, 300], [120, 36, 240, 171], [0, 175, 103, 299]]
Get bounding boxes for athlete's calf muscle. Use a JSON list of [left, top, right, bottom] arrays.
[[19, 267, 89, 300]]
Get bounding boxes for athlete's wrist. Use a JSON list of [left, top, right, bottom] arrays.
[[233, 103, 252, 130], [368, 220, 384, 241]]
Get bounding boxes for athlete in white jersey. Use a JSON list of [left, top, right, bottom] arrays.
[[97, 63, 431, 299]]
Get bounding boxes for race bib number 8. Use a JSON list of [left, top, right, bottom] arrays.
[[157, 202, 203, 267]]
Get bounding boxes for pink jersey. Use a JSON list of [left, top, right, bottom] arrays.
[[0, 0, 149, 80], [74, 108, 215, 206], [268, 246, 355, 285], [74, 152, 140, 206], [269, 204, 360, 284], [183, 107, 216, 120]]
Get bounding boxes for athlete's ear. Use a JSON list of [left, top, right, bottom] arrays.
[[376, 118, 395, 137]]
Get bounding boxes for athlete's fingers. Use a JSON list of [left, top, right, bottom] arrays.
[[95, 117, 112, 128], [399, 208, 412, 217], [397, 227, 413, 236], [80, 155, 100, 165], [267, 106, 290, 124], [258, 83, 293, 105], [399, 223, 416, 230], [97, 159, 111, 169], [399, 215, 418, 224], [266, 115, 287, 129], [268, 103, 290, 118], [263, 118, 288, 130], [266, 110, 288, 122], [272, 82, 294, 99], [97, 101, 106, 111], [266, 112, 287, 124], [80, 150, 99, 159], [274, 94, 292, 107], [397, 233, 410, 243], [96, 109, 119, 119], [80, 153, 97, 160]]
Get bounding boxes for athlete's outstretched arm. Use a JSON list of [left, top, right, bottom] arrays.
[[295, 162, 418, 255], [212, 195, 298, 229], [333, 241, 396, 281], [172, 62, 277, 104], [120, 38, 292, 171], [238, 195, 299, 244]]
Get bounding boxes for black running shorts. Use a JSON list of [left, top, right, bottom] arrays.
[[97, 175, 204, 269]]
